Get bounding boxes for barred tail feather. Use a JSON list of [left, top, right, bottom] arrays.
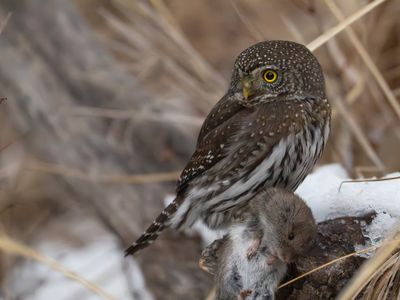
[[124, 195, 184, 256]]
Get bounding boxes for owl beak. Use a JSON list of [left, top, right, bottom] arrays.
[[241, 77, 253, 100]]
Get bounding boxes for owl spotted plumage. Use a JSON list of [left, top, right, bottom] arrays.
[[125, 40, 330, 255]]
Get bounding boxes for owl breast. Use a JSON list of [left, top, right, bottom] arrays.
[[197, 118, 330, 228], [274, 119, 330, 191], [212, 119, 329, 210]]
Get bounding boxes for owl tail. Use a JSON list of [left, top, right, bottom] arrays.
[[124, 195, 184, 256]]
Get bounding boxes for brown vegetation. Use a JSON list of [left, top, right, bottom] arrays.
[[0, 0, 399, 299]]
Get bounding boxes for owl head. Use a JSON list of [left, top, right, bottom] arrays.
[[230, 40, 325, 105]]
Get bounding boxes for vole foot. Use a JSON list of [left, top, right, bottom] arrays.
[[238, 289, 252, 299], [251, 291, 273, 300], [246, 238, 261, 260], [199, 237, 227, 274], [266, 255, 279, 265]]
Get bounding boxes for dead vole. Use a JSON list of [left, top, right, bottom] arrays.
[[205, 188, 316, 300]]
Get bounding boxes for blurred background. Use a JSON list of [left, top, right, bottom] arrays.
[[0, 0, 399, 299]]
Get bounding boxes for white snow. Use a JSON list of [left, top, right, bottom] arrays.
[[296, 164, 400, 245], [8, 214, 154, 300]]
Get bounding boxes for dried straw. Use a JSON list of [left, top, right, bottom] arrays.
[[307, 0, 388, 51], [338, 231, 400, 300], [0, 12, 11, 35], [0, 235, 117, 300], [25, 160, 181, 184], [323, 0, 400, 119]]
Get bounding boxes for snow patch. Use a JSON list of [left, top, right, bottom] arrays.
[[297, 164, 400, 245], [8, 216, 154, 300]]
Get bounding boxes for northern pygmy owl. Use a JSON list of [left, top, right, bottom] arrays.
[[125, 40, 330, 255]]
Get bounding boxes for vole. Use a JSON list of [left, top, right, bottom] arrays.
[[202, 188, 317, 300]]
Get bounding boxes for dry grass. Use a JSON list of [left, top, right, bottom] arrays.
[[60, 105, 204, 126], [307, 0, 389, 51], [338, 229, 400, 300], [0, 234, 117, 300], [324, 0, 400, 120], [0, 12, 11, 35], [339, 175, 400, 191], [0, 0, 399, 298], [26, 160, 181, 184]]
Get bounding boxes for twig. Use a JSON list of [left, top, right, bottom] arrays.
[[331, 75, 365, 120], [0, 132, 28, 153], [100, 6, 217, 111], [25, 160, 181, 184], [332, 95, 386, 172], [0, 235, 117, 300], [230, 0, 263, 42], [354, 165, 383, 178], [281, 15, 307, 45], [204, 287, 216, 300], [363, 252, 399, 299], [0, 12, 11, 35], [325, 37, 360, 86], [61, 106, 204, 126], [339, 175, 400, 192], [324, 0, 400, 119], [382, 254, 400, 300], [146, 0, 226, 89], [307, 0, 389, 52]]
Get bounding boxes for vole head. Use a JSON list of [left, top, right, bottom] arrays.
[[251, 188, 317, 263]]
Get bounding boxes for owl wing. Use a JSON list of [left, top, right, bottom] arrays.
[[177, 101, 301, 194], [196, 93, 245, 144]]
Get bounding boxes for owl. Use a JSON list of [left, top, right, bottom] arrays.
[[125, 40, 330, 255]]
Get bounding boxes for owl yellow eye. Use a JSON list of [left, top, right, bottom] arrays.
[[263, 70, 278, 83]]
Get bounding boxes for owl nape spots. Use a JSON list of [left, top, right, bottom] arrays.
[[125, 40, 331, 256]]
